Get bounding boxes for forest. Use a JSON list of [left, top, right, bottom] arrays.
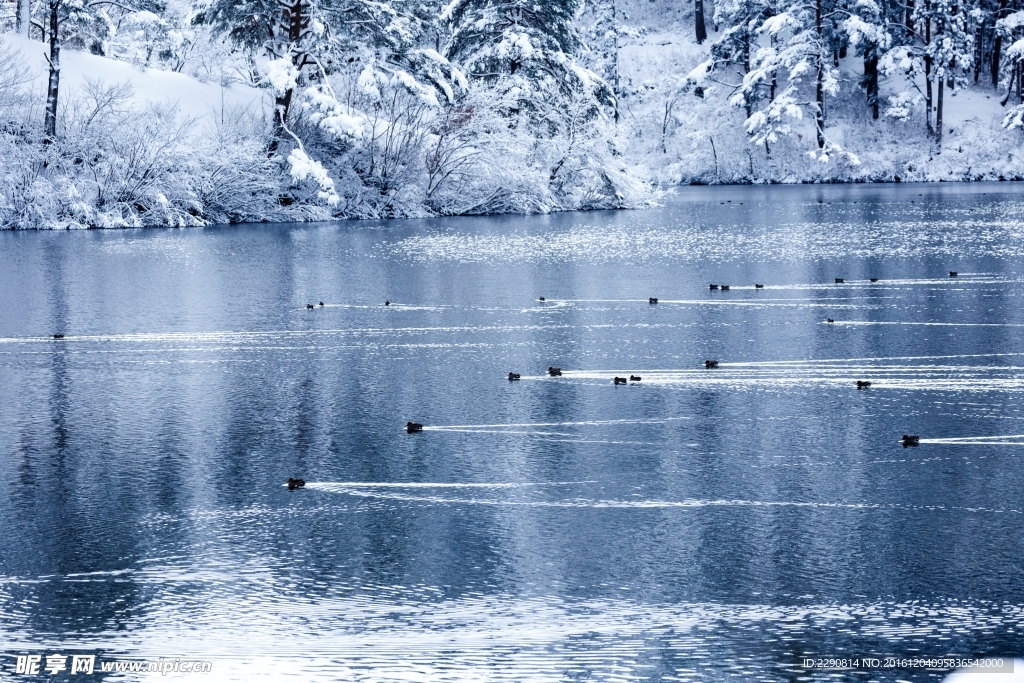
[[2, 0, 1024, 228]]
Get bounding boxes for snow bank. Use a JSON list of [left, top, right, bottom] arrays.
[[4, 35, 269, 128]]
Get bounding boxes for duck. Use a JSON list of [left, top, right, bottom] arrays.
[[406, 422, 424, 433], [870, 278, 879, 283], [835, 278, 844, 284], [949, 271, 958, 277], [856, 380, 871, 389], [901, 434, 920, 447], [52, 334, 64, 339], [287, 478, 305, 490], [319, 302, 324, 307], [709, 284, 719, 290], [508, 372, 521, 381], [826, 318, 835, 323], [385, 300, 390, 306], [306, 304, 314, 309], [720, 285, 730, 291], [649, 297, 658, 304], [539, 297, 546, 302], [754, 284, 764, 289], [548, 366, 562, 376], [705, 360, 719, 368], [614, 376, 627, 385], [629, 375, 641, 382]]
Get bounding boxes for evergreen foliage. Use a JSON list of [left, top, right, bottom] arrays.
[[443, 0, 613, 115]]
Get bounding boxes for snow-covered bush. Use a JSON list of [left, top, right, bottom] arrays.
[[0, 70, 305, 229]]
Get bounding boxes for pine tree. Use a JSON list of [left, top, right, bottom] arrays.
[[721, 0, 851, 154], [932, 0, 973, 142], [845, 0, 892, 119], [876, 0, 935, 133], [196, 0, 462, 148], [705, 0, 778, 117], [583, 0, 620, 119], [906, 0, 975, 140], [992, 0, 1009, 86], [995, 8, 1024, 104], [193, 0, 317, 147], [1001, 21, 1024, 127], [443, 0, 613, 120]]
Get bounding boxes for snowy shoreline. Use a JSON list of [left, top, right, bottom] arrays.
[[6, 0, 1024, 229]]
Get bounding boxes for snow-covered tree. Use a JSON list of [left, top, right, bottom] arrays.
[[990, 0, 1009, 86], [193, 0, 319, 145], [704, 0, 778, 116], [443, 0, 613, 122], [844, 0, 891, 119], [40, 0, 116, 139], [582, 0, 619, 118], [996, 9, 1024, 103], [880, 0, 975, 141], [920, 0, 975, 142], [191, 0, 467, 212], [111, 8, 197, 69], [694, 0, 858, 160]]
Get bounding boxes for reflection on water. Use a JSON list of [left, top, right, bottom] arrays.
[[1, 183, 1023, 681]]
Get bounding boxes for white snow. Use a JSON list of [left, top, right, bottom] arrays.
[[3, 35, 268, 128], [286, 148, 339, 206], [263, 57, 299, 97]]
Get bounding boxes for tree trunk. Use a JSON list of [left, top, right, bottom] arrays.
[[610, 0, 619, 122], [274, 89, 294, 126], [743, 31, 752, 118], [815, 0, 825, 148], [770, 34, 777, 101], [924, 13, 934, 135], [43, 0, 60, 141], [709, 136, 718, 178], [268, 0, 305, 154], [661, 98, 672, 153], [1003, 63, 1017, 105], [833, 22, 841, 68], [864, 55, 871, 107], [865, 51, 879, 119], [993, 0, 1007, 86], [936, 74, 944, 144], [974, 23, 982, 82], [17, 0, 31, 36], [695, 0, 707, 44], [992, 34, 1002, 87], [905, 0, 915, 31]]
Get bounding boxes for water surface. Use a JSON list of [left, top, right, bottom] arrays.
[[2, 183, 1023, 681]]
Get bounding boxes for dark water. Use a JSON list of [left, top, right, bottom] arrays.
[[2, 183, 1023, 681]]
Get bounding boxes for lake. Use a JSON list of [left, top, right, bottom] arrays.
[[1, 183, 1023, 681]]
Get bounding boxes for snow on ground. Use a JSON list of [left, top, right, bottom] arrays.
[[3, 35, 269, 129]]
